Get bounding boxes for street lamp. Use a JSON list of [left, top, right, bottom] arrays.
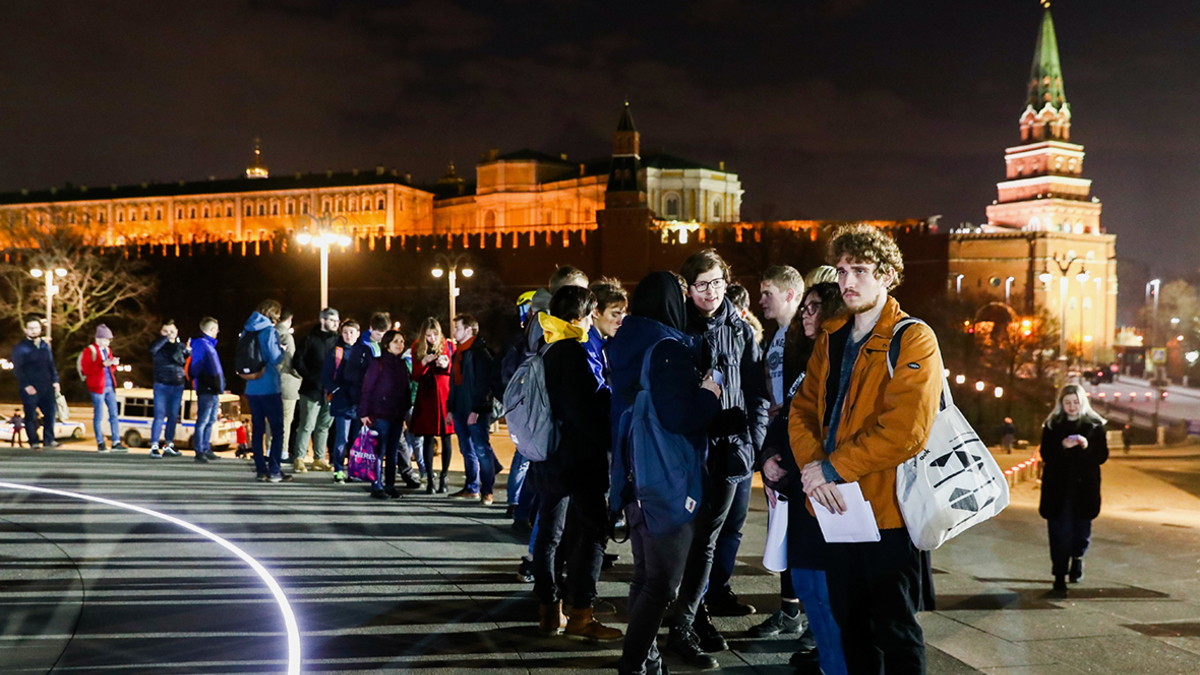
[[431, 253, 473, 321], [29, 266, 68, 339], [1093, 276, 1104, 362], [1076, 268, 1090, 363], [296, 214, 352, 309], [1044, 253, 1083, 380], [1004, 276, 1015, 307], [954, 274, 964, 299]]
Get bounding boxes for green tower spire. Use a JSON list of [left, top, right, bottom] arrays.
[[1027, 3, 1067, 110]]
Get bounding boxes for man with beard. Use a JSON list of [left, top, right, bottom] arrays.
[[790, 224, 942, 674]]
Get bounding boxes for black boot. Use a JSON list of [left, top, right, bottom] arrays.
[[1069, 557, 1084, 582], [693, 603, 728, 653], [1051, 575, 1068, 597]]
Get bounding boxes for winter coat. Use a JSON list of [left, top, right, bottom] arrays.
[[293, 325, 336, 399], [448, 336, 493, 418], [150, 336, 190, 386], [322, 338, 365, 416], [340, 338, 381, 406], [529, 319, 611, 495], [80, 343, 117, 395], [242, 312, 283, 397], [1038, 416, 1109, 521], [789, 296, 943, 531], [687, 296, 770, 484], [277, 327, 301, 401], [359, 351, 413, 422], [12, 338, 59, 392], [409, 341, 455, 436], [189, 334, 225, 395]]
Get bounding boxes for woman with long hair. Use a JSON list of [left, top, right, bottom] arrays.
[[359, 330, 411, 499], [409, 317, 455, 494], [1039, 383, 1109, 596]]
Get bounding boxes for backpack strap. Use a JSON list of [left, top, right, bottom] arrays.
[[639, 338, 671, 391], [886, 317, 951, 411]]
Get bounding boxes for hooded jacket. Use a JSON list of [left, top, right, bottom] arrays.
[[293, 324, 336, 399], [687, 295, 770, 484], [150, 336, 190, 386], [242, 312, 283, 396], [189, 334, 225, 396], [339, 337, 381, 407], [608, 272, 721, 515], [529, 314, 611, 495], [277, 327, 301, 401], [788, 296, 943, 531]]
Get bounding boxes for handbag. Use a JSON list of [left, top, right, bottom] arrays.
[[347, 427, 380, 484], [56, 391, 71, 422], [888, 318, 1010, 551]]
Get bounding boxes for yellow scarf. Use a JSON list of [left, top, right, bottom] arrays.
[[539, 313, 588, 344]]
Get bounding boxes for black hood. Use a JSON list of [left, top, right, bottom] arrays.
[[631, 271, 687, 333]]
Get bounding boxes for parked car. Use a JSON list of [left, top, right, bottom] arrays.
[[113, 388, 241, 449], [0, 413, 86, 442]]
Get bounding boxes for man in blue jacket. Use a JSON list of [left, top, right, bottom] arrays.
[[190, 316, 225, 463], [149, 320, 189, 458], [11, 315, 60, 449], [242, 300, 289, 482], [447, 313, 496, 503]]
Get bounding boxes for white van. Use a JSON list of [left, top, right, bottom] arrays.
[[114, 388, 241, 449]]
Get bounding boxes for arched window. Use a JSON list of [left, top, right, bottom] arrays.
[[1068, 297, 1077, 311], [378, 198, 386, 210], [484, 211, 496, 230], [712, 200, 722, 221], [258, 204, 265, 216], [302, 202, 309, 215], [246, 204, 253, 216], [1083, 297, 1093, 310], [130, 210, 137, 222], [203, 207, 209, 218], [226, 206, 233, 217], [287, 202, 294, 215], [190, 208, 197, 218], [156, 209, 162, 220], [272, 203, 278, 216], [98, 211, 106, 223], [665, 195, 680, 218], [117, 211, 124, 222], [143, 210, 150, 221]]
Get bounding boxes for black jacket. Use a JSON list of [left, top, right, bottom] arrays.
[[1039, 416, 1109, 521], [294, 325, 337, 399], [150, 336, 190, 386], [12, 338, 59, 391], [687, 296, 770, 483], [530, 338, 612, 495], [449, 336, 494, 417]]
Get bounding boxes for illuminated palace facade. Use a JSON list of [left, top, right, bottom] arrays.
[[0, 118, 743, 253], [949, 6, 1117, 361]]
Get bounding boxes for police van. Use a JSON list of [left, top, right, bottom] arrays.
[[114, 388, 241, 449]]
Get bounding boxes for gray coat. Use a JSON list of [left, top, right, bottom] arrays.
[[277, 327, 302, 401]]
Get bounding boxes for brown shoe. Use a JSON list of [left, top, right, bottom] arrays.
[[565, 606, 623, 642], [293, 460, 308, 473], [539, 600, 568, 636], [310, 459, 333, 472], [481, 493, 494, 506], [449, 489, 479, 500]]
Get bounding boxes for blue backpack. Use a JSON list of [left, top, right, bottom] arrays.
[[613, 339, 704, 538]]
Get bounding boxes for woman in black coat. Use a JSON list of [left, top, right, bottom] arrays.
[[1039, 383, 1109, 596]]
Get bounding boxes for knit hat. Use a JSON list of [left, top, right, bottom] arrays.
[[94, 324, 114, 340]]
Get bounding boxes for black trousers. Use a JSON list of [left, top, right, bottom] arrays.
[[1047, 518, 1092, 577], [672, 476, 744, 627], [532, 489, 608, 610], [823, 528, 926, 675]]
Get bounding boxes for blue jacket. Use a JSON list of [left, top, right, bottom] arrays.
[[608, 316, 720, 513], [242, 312, 283, 396], [584, 326, 610, 393], [12, 338, 59, 391], [189, 334, 225, 395], [323, 337, 379, 415]]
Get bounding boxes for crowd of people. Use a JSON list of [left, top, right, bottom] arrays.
[[8, 222, 1112, 674]]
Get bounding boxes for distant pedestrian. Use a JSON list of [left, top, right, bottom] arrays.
[[409, 317, 455, 494], [241, 300, 290, 482], [149, 320, 189, 458], [1000, 417, 1017, 454], [80, 324, 126, 452], [189, 316, 225, 462], [272, 309, 302, 466], [1039, 384, 1108, 597], [11, 316, 60, 450], [359, 329, 414, 499], [1122, 423, 1132, 454], [9, 409, 25, 447], [447, 314, 496, 503], [292, 307, 339, 472], [323, 318, 361, 483]]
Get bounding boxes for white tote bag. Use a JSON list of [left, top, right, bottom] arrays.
[[889, 319, 1010, 551]]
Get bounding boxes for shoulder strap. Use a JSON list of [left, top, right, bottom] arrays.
[[639, 338, 671, 391], [886, 316, 951, 411]]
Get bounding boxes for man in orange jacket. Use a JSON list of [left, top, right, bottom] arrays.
[[789, 224, 943, 674]]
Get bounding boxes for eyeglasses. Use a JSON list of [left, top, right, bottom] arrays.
[[690, 278, 727, 293], [800, 302, 823, 317]]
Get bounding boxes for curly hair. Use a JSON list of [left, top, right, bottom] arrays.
[[826, 224, 904, 290]]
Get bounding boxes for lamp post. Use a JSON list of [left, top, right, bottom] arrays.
[[954, 274, 964, 299], [1041, 253, 1083, 382], [1093, 276, 1103, 362], [431, 253, 473, 321], [296, 214, 351, 309], [1146, 278, 1161, 381], [29, 266, 68, 339], [1004, 276, 1015, 307], [1076, 267, 1090, 364]]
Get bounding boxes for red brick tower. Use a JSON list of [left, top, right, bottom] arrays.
[[597, 103, 654, 279]]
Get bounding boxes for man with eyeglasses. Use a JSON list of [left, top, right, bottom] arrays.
[[665, 249, 769, 669]]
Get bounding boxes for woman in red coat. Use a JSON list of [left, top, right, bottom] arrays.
[[410, 317, 455, 493]]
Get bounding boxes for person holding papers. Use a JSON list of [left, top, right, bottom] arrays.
[[789, 225, 944, 675]]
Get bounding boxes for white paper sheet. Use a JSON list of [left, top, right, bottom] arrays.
[[810, 482, 882, 543], [762, 492, 788, 572]]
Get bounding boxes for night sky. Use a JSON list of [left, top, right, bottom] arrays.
[[2, 1, 1197, 277]]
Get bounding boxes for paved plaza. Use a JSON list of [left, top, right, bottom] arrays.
[[3, 436, 1200, 674]]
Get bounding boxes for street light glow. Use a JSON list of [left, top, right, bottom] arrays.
[[461, 267, 474, 278], [975, 380, 985, 392], [296, 231, 312, 245], [955, 374, 966, 385], [337, 235, 351, 247], [431, 267, 445, 278], [1039, 272, 1053, 284], [55, 268, 67, 277], [30, 268, 43, 278]]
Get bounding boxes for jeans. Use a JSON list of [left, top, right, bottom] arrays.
[[409, 432, 425, 473], [619, 500, 695, 675], [247, 393, 284, 477], [1047, 518, 1092, 576], [672, 475, 744, 628], [707, 476, 752, 597], [151, 382, 184, 446], [91, 387, 120, 446], [371, 418, 403, 490], [331, 406, 357, 473], [533, 490, 608, 610], [294, 394, 332, 462], [824, 528, 926, 675], [195, 394, 219, 455], [790, 567, 848, 675], [455, 411, 494, 494], [421, 434, 453, 482], [507, 450, 530, 506], [20, 388, 56, 446]]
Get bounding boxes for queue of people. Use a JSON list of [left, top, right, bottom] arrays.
[[7, 222, 1111, 674]]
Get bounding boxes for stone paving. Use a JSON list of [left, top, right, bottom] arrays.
[[2, 439, 1200, 674]]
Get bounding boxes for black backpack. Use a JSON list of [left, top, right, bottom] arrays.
[[235, 330, 266, 380]]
